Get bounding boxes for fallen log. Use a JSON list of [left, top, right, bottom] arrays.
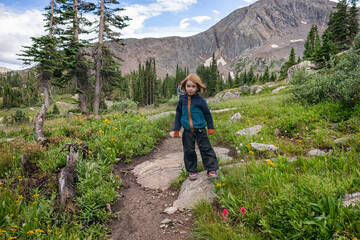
[[58, 142, 89, 211]]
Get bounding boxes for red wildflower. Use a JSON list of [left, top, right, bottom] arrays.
[[240, 207, 246, 215], [222, 208, 228, 220]]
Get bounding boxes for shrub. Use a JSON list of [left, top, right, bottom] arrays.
[[167, 95, 179, 106], [52, 103, 60, 115], [108, 99, 137, 113]]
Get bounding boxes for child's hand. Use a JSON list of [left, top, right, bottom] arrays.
[[208, 129, 214, 135], [173, 131, 180, 138]]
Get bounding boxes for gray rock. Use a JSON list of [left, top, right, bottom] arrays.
[[231, 112, 243, 121], [286, 61, 316, 82], [173, 171, 215, 209], [236, 125, 262, 135], [160, 218, 173, 224], [343, 192, 360, 207], [240, 85, 249, 91], [334, 137, 349, 145], [163, 207, 178, 215], [274, 128, 282, 137], [250, 143, 278, 151], [308, 149, 326, 156], [272, 86, 287, 93]]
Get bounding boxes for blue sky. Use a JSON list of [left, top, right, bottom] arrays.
[[0, 0, 257, 70]]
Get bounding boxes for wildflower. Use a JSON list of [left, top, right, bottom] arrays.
[[89, 150, 92, 154], [13, 156, 15, 159], [297, 139, 302, 143], [8, 237, 17, 240], [267, 146, 273, 150], [0, 182, 3, 185], [347, 148, 351, 151], [115, 175, 119, 179], [237, 150, 240, 154], [216, 183, 222, 187], [240, 207, 247, 215], [11, 225, 17, 229], [266, 160, 275, 166], [311, 211, 315, 217], [18, 195, 24, 200], [35, 229, 44, 233], [265, 185, 269, 188], [107, 147, 112, 150], [32, 194, 40, 199], [249, 150, 254, 155], [27, 230, 34, 234], [0, 229, 6, 234], [77, 141, 82, 145], [33, 201, 38, 205], [222, 209, 228, 220]]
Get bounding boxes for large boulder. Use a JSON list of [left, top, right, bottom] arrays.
[[286, 61, 316, 82]]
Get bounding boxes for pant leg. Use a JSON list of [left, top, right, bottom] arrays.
[[195, 128, 219, 172], [182, 129, 198, 173]]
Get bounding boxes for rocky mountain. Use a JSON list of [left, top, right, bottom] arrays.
[[0, 66, 12, 73], [108, 0, 337, 79]]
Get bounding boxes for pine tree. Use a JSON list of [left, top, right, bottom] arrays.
[[280, 47, 296, 79], [262, 66, 270, 83], [328, 0, 349, 51], [303, 25, 319, 60], [92, 0, 129, 114], [18, 0, 62, 143], [347, 0, 359, 45], [56, 0, 95, 115]]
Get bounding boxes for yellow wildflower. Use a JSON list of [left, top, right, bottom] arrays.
[[77, 141, 82, 145], [216, 183, 222, 187], [32, 194, 40, 198], [35, 229, 44, 233], [0, 182, 3, 185], [107, 147, 112, 150], [249, 150, 254, 155], [265, 185, 269, 188], [0, 229, 6, 234], [18, 195, 24, 199], [27, 230, 34, 234], [8, 237, 17, 240], [115, 175, 119, 179]]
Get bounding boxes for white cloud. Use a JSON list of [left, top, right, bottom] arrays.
[[122, 0, 197, 37], [244, 0, 256, 3], [0, 4, 45, 69], [179, 16, 211, 29], [212, 10, 220, 15]]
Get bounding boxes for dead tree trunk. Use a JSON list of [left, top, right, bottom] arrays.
[[58, 142, 89, 211]]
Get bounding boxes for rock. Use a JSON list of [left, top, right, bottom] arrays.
[[334, 137, 349, 145], [308, 149, 326, 156], [274, 128, 282, 137], [213, 89, 241, 101], [272, 86, 287, 93], [236, 125, 262, 135], [231, 112, 243, 122], [286, 61, 316, 82], [240, 85, 249, 91], [250, 85, 266, 95], [343, 192, 360, 207], [160, 218, 173, 224], [173, 171, 215, 209], [132, 147, 232, 190], [163, 207, 178, 215], [250, 143, 278, 151]]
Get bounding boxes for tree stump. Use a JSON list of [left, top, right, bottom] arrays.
[[20, 154, 37, 176], [58, 142, 89, 211]]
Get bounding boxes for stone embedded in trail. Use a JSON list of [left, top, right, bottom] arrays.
[[236, 125, 262, 135], [132, 152, 184, 191], [231, 112, 243, 122], [163, 207, 178, 215], [132, 147, 232, 191], [173, 171, 215, 209]]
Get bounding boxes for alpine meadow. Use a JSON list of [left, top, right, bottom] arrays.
[[1, 0, 360, 239]]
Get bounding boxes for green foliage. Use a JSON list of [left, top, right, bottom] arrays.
[[108, 99, 137, 113], [167, 95, 179, 106], [11, 110, 29, 123], [52, 103, 60, 115]]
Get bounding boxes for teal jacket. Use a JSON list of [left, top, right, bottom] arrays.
[[174, 94, 214, 131]]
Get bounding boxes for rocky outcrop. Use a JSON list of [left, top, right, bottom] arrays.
[[111, 0, 335, 78]]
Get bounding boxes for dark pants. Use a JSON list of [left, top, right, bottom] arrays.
[[182, 128, 219, 173]]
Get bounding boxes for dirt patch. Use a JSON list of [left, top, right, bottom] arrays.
[[109, 137, 194, 240]]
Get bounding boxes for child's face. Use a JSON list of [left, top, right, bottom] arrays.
[[185, 80, 198, 96]]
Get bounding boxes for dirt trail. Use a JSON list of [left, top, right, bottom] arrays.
[[109, 137, 194, 240]]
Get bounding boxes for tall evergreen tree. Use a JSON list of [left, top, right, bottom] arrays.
[[328, 0, 349, 51], [92, 0, 129, 114], [280, 47, 296, 79], [18, 0, 62, 143], [347, 0, 359, 45], [303, 25, 319, 60]]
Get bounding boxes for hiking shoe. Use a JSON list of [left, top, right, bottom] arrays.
[[189, 173, 197, 181], [208, 171, 219, 179]]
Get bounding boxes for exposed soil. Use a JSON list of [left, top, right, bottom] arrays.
[[109, 136, 194, 240]]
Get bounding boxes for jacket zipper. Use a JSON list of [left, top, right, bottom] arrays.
[[188, 96, 194, 131]]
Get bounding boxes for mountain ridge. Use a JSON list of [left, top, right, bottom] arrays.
[[109, 0, 336, 78]]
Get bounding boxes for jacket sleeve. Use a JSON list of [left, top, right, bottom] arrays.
[[174, 98, 183, 131], [201, 98, 214, 129]]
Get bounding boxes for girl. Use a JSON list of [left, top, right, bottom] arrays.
[[173, 74, 219, 181]]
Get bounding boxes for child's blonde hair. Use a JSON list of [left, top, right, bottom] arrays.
[[180, 74, 207, 94]]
